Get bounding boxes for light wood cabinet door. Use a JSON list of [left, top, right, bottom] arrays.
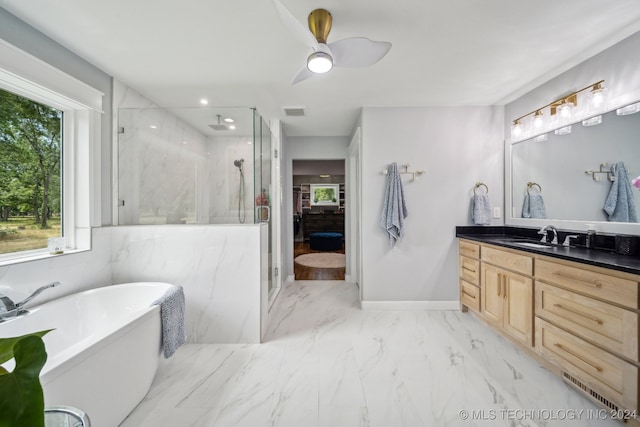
[[481, 263, 504, 327], [503, 272, 533, 346]]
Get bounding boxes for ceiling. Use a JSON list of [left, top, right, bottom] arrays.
[[2, 0, 640, 137]]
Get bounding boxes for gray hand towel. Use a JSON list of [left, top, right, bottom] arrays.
[[604, 162, 638, 222], [471, 193, 491, 225], [379, 163, 408, 246], [522, 194, 546, 219], [152, 285, 186, 358]]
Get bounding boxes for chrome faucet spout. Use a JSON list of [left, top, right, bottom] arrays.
[[0, 281, 61, 321], [15, 281, 61, 309], [538, 225, 558, 245]]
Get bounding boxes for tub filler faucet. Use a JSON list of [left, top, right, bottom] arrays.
[[0, 281, 61, 322]]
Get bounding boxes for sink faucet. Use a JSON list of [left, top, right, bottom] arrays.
[[538, 225, 558, 245], [0, 281, 61, 321]]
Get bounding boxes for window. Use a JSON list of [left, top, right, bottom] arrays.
[[0, 39, 103, 264], [0, 88, 62, 255]]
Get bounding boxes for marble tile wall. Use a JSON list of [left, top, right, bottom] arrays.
[[110, 224, 265, 344], [0, 227, 112, 306]]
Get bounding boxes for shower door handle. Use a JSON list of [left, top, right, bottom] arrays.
[[256, 206, 270, 222]]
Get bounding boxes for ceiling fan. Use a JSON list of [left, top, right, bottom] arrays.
[[272, 0, 392, 84]]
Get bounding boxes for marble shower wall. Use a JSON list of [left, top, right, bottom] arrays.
[[206, 136, 255, 224], [111, 224, 266, 344], [118, 108, 209, 225]]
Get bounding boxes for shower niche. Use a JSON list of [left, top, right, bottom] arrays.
[[117, 106, 272, 225]]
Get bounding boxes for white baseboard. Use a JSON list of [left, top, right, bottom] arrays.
[[360, 300, 459, 311], [285, 275, 295, 285]]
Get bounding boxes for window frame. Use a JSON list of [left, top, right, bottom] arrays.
[[0, 39, 103, 265]]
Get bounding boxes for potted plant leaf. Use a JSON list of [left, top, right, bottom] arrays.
[[0, 330, 52, 427]]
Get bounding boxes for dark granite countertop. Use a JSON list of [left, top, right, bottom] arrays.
[[456, 226, 640, 276]]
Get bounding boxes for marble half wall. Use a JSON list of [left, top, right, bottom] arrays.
[[110, 224, 266, 344]]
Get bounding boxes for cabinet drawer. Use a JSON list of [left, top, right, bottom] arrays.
[[482, 245, 532, 276], [459, 240, 480, 259], [536, 318, 638, 411], [460, 280, 480, 312], [459, 256, 480, 285], [536, 259, 639, 309], [536, 282, 638, 361]]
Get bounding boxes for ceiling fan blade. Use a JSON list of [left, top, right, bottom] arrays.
[[292, 67, 316, 85], [329, 37, 392, 68], [272, 0, 318, 50]]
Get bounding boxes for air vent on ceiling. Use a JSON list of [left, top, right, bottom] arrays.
[[283, 107, 305, 117]]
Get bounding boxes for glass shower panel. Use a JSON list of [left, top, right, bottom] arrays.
[[253, 111, 274, 293]]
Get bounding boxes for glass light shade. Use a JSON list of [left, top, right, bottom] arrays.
[[589, 85, 607, 107], [307, 52, 333, 74], [557, 101, 574, 118], [533, 111, 544, 128], [511, 121, 522, 138], [582, 115, 602, 127], [554, 125, 572, 135], [616, 102, 640, 116]]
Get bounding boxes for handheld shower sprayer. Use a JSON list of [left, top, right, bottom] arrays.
[[234, 159, 244, 169], [234, 159, 246, 223]]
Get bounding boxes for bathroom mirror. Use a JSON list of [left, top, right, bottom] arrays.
[[509, 103, 640, 227]]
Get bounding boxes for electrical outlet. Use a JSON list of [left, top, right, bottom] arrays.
[[493, 207, 501, 218]]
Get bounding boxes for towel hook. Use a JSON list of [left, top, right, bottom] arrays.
[[527, 182, 542, 194], [474, 182, 488, 194]]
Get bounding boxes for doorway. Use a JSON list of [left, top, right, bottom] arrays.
[[292, 159, 346, 280]]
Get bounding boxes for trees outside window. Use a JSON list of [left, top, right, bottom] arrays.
[[0, 88, 62, 254]]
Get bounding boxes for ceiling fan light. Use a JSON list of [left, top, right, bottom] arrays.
[[307, 51, 333, 74]]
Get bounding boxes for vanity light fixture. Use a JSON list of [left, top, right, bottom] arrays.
[[511, 80, 605, 138], [319, 174, 331, 178]]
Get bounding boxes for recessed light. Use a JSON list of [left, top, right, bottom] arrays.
[[182, 141, 188, 145], [247, 141, 252, 145], [224, 117, 234, 123], [200, 98, 208, 105], [320, 174, 330, 178], [149, 125, 157, 129], [229, 125, 236, 130]]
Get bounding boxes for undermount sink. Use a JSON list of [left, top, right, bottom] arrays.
[[514, 242, 552, 249]]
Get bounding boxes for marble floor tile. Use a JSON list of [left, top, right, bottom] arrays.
[[121, 280, 622, 427]]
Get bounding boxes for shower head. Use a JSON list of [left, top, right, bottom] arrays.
[[234, 159, 244, 169], [209, 114, 229, 131]]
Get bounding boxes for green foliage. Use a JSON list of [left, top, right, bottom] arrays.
[[313, 187, 335, 202], [0, 330, 52, 427], [0, 88, 61, 226]]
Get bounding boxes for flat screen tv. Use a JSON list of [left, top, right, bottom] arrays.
[[310, 184, 339, 206]]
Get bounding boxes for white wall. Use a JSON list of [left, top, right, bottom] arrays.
[[360, 107, 504, 303], [283, 136, 349, 278], [0, 228, 113, 307]]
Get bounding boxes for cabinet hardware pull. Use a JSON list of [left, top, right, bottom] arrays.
[[462, 290, 476, 299], [553, 343, 603, 372], [553, 271, 603, 288], [497, 273, 502, 296], [552, 304, 604, 325], [503, 276, 507, 298], [462, 266, 476, 274]]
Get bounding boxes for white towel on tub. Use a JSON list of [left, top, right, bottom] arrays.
[[152, 285, 186, 358]]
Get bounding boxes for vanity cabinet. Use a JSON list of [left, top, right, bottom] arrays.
[[480, 247, 534, 347], [459, 241, 480, 313], [458, 238, 640, 415]]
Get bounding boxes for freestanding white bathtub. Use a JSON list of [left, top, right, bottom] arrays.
[[0, 282, 174, 427]]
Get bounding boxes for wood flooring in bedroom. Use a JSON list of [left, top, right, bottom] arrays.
[[294, 242, 345, 281]]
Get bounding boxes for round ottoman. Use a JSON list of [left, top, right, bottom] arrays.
[[309, 232, 343, 251]]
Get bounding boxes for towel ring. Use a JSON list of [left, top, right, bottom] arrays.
[[527, 182, 542, 194], [474, 182, 488, 194]]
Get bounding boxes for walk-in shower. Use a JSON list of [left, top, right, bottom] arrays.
[[116, 106, 272, 225], [234, 158, 245, 223]]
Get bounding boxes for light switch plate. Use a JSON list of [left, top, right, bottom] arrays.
[[493, 207, 501, 218]]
